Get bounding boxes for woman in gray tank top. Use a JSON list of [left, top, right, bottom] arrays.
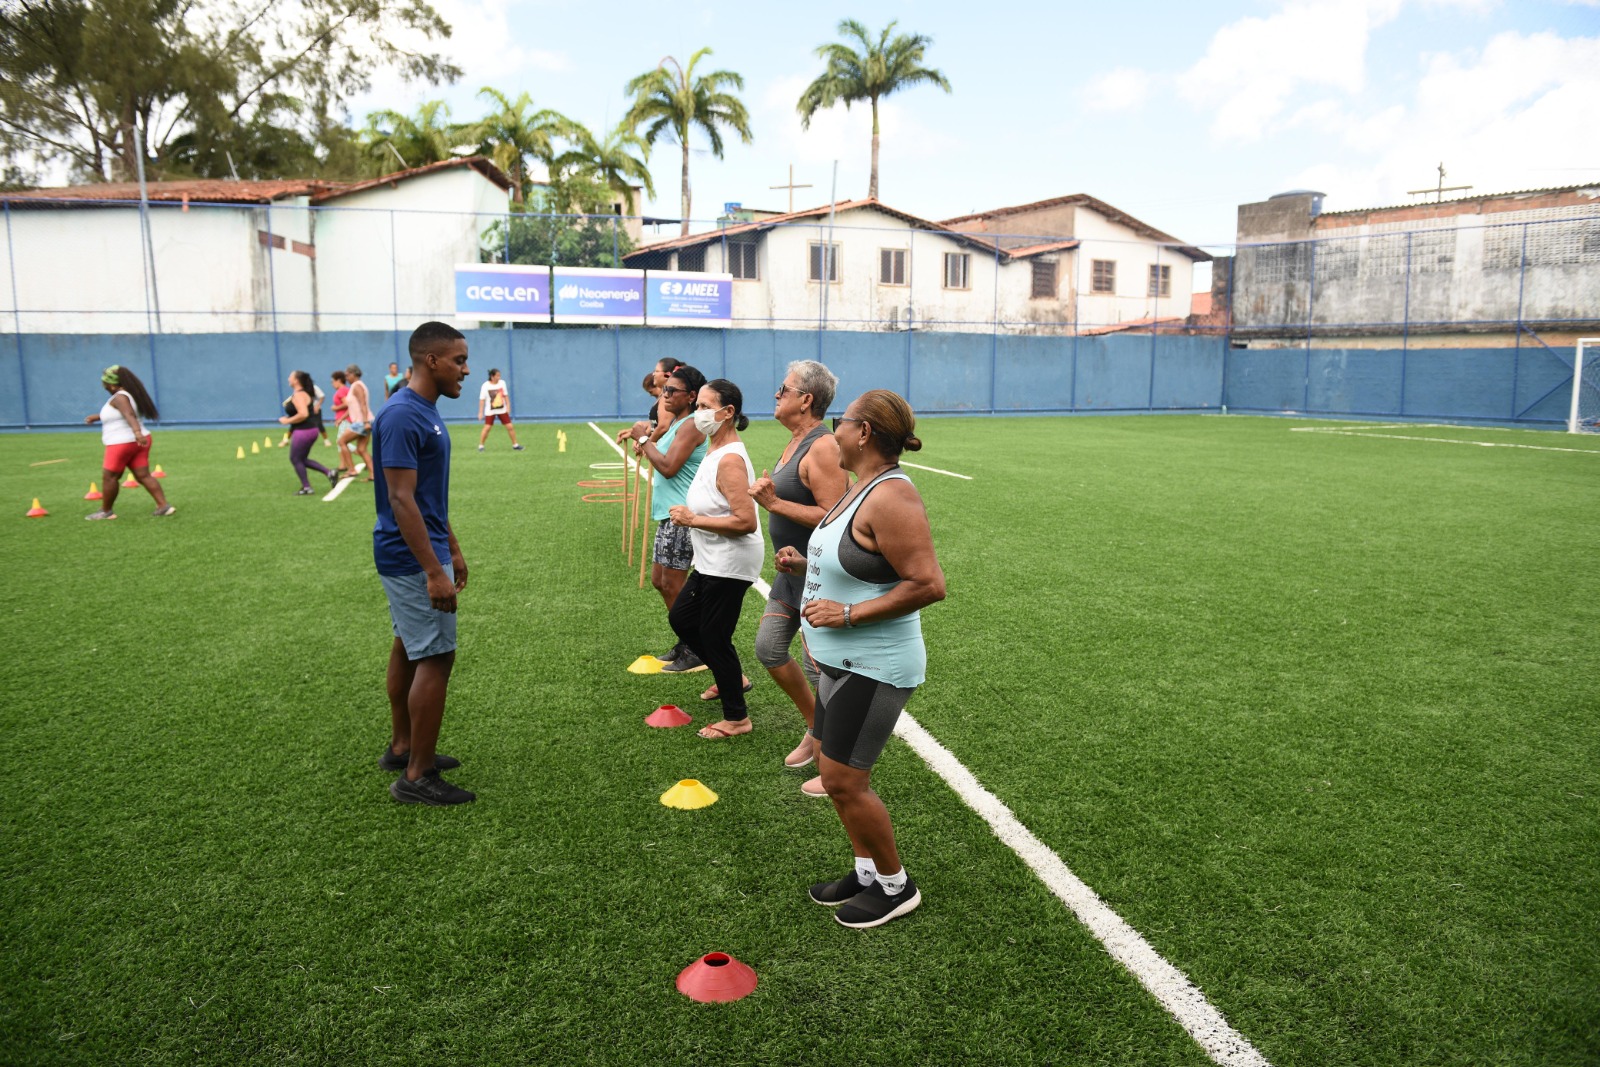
[[746, 361, 849, 793]]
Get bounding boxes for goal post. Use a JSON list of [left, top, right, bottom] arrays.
[[1570, 338, 1600, 434]]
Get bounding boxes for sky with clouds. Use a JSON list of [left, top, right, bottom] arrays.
[[352, 0, 1600, 263]]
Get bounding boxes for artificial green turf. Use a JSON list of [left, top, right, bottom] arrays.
[[1, 415, 1596, 1066]]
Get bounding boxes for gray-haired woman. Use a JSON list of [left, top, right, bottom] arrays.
[[744, 360, 848, 794]]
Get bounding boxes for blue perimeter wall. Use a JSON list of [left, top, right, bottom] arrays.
[[0, 328, 1576, 429]]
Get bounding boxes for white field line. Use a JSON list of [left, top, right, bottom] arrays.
[[1292, 427, 1600, 455], [321, 463, 366, 502], [900, 460, 972, 480], [585, 418, 1268, 1067]]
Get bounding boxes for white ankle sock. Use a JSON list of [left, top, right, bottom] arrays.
[[854, 857, 876, 885], [876, 867, 908, 895]]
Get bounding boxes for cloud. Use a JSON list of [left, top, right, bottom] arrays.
[[1081, 68, 1155, 114], [755, 73, 962, 174]]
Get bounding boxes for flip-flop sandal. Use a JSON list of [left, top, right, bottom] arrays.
[[697, 722, 751, 740], [699, 678, 754, 701]]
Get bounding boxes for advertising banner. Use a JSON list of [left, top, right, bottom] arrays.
[[551, 266, 646, 325], [646, 271, 734, 327], [454, 264, 550, 322]]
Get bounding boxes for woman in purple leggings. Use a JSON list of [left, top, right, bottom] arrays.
[[279, 370, 338, 495]]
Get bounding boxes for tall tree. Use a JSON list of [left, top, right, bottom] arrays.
[[360, 100, 470, 174], [471, 88, 570, 205], [623, 48, 751, 235], [553, 122, 654, 216], [0, 0, 459, 183], [796, 19, 951, 200]]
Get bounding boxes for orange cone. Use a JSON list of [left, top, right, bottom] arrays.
[[121, 475, 138, 488], [676, 953, 758, 1003], [645, 704, 692, 728], [153, 465, 166, 478], [85, 482, 102, 501], [26, 498, 48, 517]]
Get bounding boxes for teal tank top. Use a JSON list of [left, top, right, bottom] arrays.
[[651, 418, 707, 521], [800, 470, 925, 688]]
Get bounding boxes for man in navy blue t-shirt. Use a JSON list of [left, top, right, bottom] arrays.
[[372, 321, 474, 805]]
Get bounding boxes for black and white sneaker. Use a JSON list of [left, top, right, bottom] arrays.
[[378, 745, 461, 773], [660, 649, 708, 673], [809, 871, 872, 907], [389, 768, 476, 805], [835, 877, 921, 928], [655, 642, 685, 663]]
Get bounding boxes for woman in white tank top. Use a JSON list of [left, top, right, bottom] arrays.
[[666, 379, 764, 740], [82, 365, 174, 519]]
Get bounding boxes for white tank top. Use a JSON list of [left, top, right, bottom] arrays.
[[685, 440, 764, 581], [100, 390, 138, 445]]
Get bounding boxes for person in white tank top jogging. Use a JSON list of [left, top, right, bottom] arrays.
[[666, 379, 764, 739], [777, 388, 945, 928], [83, 365, 174, 519]]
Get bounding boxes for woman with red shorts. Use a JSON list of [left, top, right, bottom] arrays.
[[83, 365, 175, 519]]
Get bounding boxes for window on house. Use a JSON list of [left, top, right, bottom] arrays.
[[677, 246, 706, 273], [943, 252, 970, 289], [1031, 260, 1057, 299], [880, 248, 907, 285], [808, 242, 840, 282], [1092, 259, 1116, 294], [1148, 264, 1171, 297], [727, 241, 758, 280]]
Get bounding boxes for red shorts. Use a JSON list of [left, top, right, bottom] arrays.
[[484, 413, 511, 425], [104, 437, 152, 475]]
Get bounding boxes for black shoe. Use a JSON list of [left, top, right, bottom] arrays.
[[327, 470, 339, 488], [378, 745, 461, 773], [295, 487, 314, 495], [660, 649, 708, 673], [809, 870, 872, 907], [389, 768, 476, 805], [835, 876, 921, 928], [655, 642, 685, 663]]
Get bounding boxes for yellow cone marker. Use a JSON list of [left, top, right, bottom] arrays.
[[237, 446, 246, 459], [251, 441, 260, 454], [627, 654, 667, 675], [26, 498, 49, 517], [85, 482, 102, 500], [558, 431, 566, 453], [153, 465, 166, 478], [264, 436, 273, 448], [660, 779, 718, 810]]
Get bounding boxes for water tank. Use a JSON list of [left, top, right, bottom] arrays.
[[1269, 189, 1326, 216]]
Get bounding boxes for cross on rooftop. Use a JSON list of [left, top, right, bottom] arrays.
[[770, 165, 813, 213]]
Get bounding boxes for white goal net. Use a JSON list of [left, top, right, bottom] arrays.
[[1570, 338, 1600, 434]]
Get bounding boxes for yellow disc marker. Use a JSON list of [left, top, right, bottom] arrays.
[[627, 654, 667, 675], [660, 779, 718, 810]]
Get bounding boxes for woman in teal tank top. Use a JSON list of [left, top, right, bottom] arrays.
[[777, 389, 946, 929], [628, 364, 709, 666]]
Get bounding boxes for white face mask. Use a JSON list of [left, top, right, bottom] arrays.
[[692, 407, 723, 435]]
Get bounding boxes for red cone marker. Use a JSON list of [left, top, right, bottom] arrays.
[[645, 704, 692, 728], [676, 953, 757, 1003]]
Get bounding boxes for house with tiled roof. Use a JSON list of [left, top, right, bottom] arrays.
[[1, 158, 513, 332], [621, 195, 1207, 334]]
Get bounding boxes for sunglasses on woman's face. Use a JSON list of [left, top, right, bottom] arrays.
[[831, 416, 863, 432], [660, 385, 689, 397]]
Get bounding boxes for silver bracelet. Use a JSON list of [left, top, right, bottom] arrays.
[[843, 603, 854, 628]]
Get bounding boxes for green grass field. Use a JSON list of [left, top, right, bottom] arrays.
[[2, 414, 1597, 1066]]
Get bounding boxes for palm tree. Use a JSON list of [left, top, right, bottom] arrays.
[[553, 121, 655, 216], [472, 88, 571, 205], [360, 100, 469, 174], [623, 48, 752, 235], [796, 19, 951, 200]]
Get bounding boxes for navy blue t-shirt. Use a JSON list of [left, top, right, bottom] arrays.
[[371, 387, 452, 576]]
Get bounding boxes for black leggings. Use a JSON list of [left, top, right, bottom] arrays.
[[668, 571, 753, 719]]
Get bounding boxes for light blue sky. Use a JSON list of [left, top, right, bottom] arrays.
[[356, 0, 1600, 263]]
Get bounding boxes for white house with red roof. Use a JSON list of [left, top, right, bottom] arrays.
[[622, 195, 1209, 333], [1, 158, 513, 332]]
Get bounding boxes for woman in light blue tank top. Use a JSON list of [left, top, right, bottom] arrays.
[[777, 389, 946, 929]]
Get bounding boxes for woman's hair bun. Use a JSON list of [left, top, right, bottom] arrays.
[[736, 414, 751, 432], [902, 433, 922, 453]]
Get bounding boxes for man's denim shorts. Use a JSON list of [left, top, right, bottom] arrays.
[[380, 562, 457, 660]]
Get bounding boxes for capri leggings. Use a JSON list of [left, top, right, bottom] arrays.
[[753, 595, 819, 688], [813, 661, 916, 770]]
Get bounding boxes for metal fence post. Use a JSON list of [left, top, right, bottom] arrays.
[[5, 200, 30, 427], [1512, 223, 1530, 419], [266, 202, 283, 392], [990, 241, 1000, 414], [1303, 239, 1316, 411], [389, 209, 401, 363], [1400, 232, 1412, 416]]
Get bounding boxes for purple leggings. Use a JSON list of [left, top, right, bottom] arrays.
[[289, 428, 332, 488]]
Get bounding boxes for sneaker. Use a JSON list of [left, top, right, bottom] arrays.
[[389, 768, 476, 806], [477, 445, 485, 452], [655, 642, 685, 663], [295, 487, 314, 495], [84, 510, 118, 521], [152, 505, 176, 517], [800, 776, 828, 798], [835, 877, 921, 929], [512, 444, 524, 451], [326, 470, 339, 488], [809, 870, 872, 907], [660, 649, 708, 674], [378, 745, 461, 773]]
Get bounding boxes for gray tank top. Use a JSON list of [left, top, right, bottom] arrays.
[[768, 423, 830, 607]]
